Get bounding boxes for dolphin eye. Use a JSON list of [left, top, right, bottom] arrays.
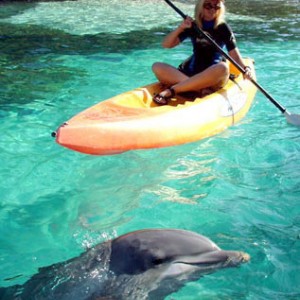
[[152, 258, 163, 265]]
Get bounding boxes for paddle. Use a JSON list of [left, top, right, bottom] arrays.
[[163, 0, 300, 126]]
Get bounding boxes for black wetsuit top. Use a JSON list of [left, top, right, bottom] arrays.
[[178, 20, 237, 76]]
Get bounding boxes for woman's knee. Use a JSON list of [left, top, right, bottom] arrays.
[[214, 62, 230, 88], [218, 61, 230, 77], [152, 62, 165, 74]]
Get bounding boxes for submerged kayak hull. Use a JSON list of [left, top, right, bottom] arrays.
[[54, 59, 257, 155]]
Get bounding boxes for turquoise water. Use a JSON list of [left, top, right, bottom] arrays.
[[1, 0, 300, 299]]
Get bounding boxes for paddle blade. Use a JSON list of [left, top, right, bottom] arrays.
[[284, 111, 300, 126]]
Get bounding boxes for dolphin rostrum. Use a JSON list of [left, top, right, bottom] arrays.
[[0, 229, 249, 299]]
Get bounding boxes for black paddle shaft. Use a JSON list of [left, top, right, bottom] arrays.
[[163, 0, 287, 113]]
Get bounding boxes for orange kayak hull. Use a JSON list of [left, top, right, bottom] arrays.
[[54, 59, 257, 155]]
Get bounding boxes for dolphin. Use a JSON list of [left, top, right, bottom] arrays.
[[0, 229, 249, 300]]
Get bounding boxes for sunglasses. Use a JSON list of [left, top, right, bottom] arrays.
[[203, 3, 221, 10]]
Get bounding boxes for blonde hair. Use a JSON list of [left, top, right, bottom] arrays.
[[194, 0, 226, 29]]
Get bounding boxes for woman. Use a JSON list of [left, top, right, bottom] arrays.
[[152, 0, 252, 105]]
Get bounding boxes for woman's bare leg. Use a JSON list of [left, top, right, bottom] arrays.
[[173, 62, 229, 93], [152, 62, 188, 86], [152, 61, 229, 98]]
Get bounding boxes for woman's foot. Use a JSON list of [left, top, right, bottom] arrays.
[[153, 87, 175, 105]]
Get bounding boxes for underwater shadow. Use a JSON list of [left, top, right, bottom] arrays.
[[0, 24, 166, 106]]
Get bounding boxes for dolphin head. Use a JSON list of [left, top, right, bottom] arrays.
[[109, 229, 249, 275], [109, 228, 249, 278], [108, 229, 249, 299]]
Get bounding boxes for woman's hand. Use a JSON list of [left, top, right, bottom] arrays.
[[179, 16, 193, 31], [243, 66, 252, 80], [162, 16, 194, 48]]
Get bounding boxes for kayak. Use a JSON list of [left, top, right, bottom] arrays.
[[53, 58, 257, 155]]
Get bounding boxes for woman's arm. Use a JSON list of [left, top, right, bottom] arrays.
[[229, 48, 252, 79], [162, 17, 193, 48]]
